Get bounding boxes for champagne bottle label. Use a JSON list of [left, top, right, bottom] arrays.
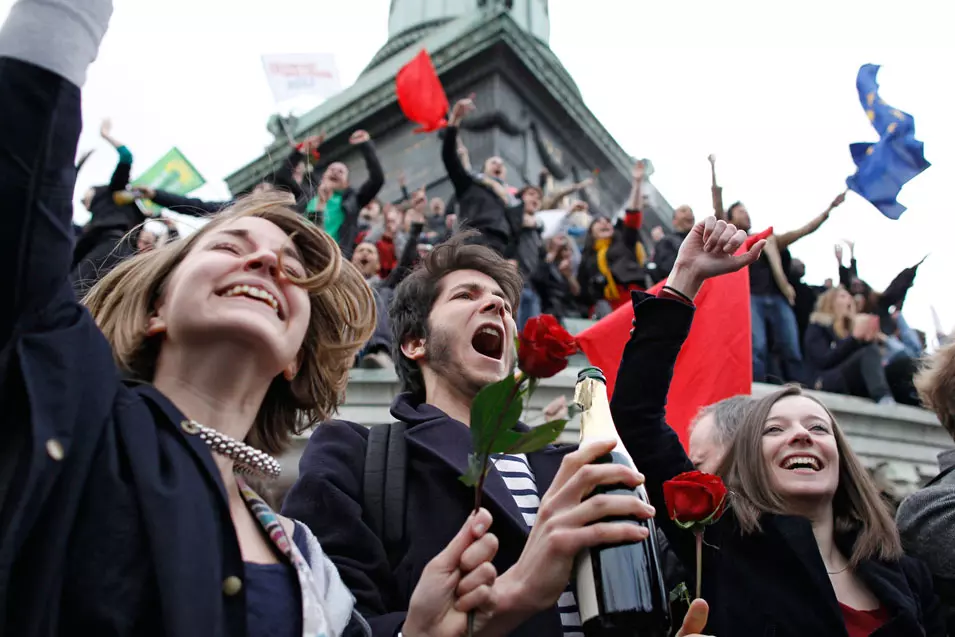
[[576, 550, 599, 624]]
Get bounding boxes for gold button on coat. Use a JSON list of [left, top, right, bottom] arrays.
[[222, 576, 243, 596], [181, 420, 200, 435], [45, 439, 65, 461]]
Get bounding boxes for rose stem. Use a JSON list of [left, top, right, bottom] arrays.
[[469, 379, 523, 637], [695, 530, 703, 600]]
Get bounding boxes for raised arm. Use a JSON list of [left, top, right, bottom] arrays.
[[762, 235, 796, 306], [618, 161, 646, 253], [380, 221, 424, 290], [442, 96, 477, 196], [776, 191, 846, 250], [135, 187, 231, 217], [350, 130, 385, 210], [708, 154, 725, 220], [0, 0, 112, 343], [98, 118, 133, 193], [612, 217, 765, 560], [542, 177, 593, 211]]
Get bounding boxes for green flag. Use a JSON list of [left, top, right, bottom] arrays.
[[133, 147, 206, 215]]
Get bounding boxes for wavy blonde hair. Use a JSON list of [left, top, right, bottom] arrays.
[[915, 339, 955, 439], [810, 286, 855, 340], [83, 193, 376, 454]]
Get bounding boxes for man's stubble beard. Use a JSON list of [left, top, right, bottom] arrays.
[[425, 323, 514, 401]]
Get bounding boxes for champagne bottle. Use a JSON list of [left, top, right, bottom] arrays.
[[573, 367, 670, 637]]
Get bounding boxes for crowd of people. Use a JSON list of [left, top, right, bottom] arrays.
[[3, 2, 955, 637], [73, 95, 932, 409]]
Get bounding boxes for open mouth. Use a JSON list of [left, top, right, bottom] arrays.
[[220, 284, 284, 320], [780, 455, 822, 472], [471, 324, 505, 361]]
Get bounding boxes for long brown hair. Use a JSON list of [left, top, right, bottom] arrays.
[[83, 193, 377, 454], [716, 385, 902, 566]]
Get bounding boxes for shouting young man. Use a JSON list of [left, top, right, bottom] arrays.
[[284, 232, 657, 637]]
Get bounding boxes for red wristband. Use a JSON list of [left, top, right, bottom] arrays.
[[623, 209, 643, 230]]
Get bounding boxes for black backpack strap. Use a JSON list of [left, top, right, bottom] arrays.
[[363, 422, 408, 567], [363, 423, 390, 542], [927, 462, 955, 487]]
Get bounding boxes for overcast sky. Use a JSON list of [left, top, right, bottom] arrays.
[[2, 0, 953, 340]]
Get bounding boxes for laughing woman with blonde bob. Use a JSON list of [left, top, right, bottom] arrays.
[[0, 1, 500, 636]]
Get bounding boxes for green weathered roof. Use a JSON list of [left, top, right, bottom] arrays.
[[225, 7, 659, 214]]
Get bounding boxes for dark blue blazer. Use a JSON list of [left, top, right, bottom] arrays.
[[0, 58, 250, 636], [612, 292, 944, 637], [282, 394, 576, 637]]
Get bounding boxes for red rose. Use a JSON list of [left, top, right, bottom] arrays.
[[517, 315, 578, 379], [663, 470, 728, 527]]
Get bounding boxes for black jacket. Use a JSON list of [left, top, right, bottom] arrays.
[[283, 395, 576, 637], [532, 260, 580, 321], [648, 231, 687, 284], [611, 292, 944, 637], [577, 212, 649, 307], [71, 146, 142, 297], [308, 142, 384, 260], [803, 321, 868, 392], [0, 56, 256, 637], [441, 126, 522, 259]]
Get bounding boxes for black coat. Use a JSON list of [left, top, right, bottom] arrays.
[[441, 126, 522, 259], [0, 56, 261, 637], [282, 395, 576, 637], [577, 215, 649, 307], [71, 145, 142, 296], [648, 231, 687, 284], [803, 321, 868, 392], [612, 292, 944, 637], [532, 260, 581, 321]]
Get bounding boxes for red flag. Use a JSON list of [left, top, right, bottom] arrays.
[[395, 50, 449, 134], [575, 230, 770, 449]]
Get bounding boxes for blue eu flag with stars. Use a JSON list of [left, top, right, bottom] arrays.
[[846, 64, 930, 220]]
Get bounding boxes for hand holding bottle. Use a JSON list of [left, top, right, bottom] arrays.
[[491, 441, 653, 622]]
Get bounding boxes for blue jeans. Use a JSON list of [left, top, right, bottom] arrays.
[[751, 294, 804, 383], [517, 285, 542, 333]]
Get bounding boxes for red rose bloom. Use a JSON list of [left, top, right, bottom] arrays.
[[663, 470, 728, 526], [517, 315, 578, 379]]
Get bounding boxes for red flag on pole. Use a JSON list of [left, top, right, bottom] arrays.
[[395, 50, 449, 134], [575, 227, 771, 448]]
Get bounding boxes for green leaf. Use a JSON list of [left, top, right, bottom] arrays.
[[487, 429, 525, 454], [668, 582, 689, 603], [459, 452, 485, 487], [470, 373, 523, 455], [502, 419, 568, 455]]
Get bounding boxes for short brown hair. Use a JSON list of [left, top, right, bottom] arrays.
[[83, 193, 377, 455], [915, 340, 955, 439], [716, 385, 902, 566], [389, 231, 522, 400]]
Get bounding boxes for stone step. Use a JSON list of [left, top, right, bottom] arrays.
[[276, 367, 951, 502]]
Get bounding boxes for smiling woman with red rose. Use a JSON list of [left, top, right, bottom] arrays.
[[610, 217, 944, 637]]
